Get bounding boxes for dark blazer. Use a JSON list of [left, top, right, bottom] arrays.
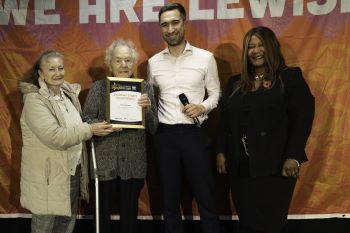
[[217, 67, 315, 177]]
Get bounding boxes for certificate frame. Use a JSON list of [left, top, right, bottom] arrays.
[[106, 77, 145, 129]]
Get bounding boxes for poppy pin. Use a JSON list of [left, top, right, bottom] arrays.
[[262, 80, 272, 89]]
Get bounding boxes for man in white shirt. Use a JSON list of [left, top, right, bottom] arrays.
[[147, 3, 221, 233]]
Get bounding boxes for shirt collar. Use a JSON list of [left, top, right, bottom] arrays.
[[162, 41, 193, 56], [50, 88, 65, 101]]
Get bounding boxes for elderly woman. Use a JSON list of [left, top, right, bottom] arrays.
[[82, 39, 158, 233], [216, 26, 315, 233], [19, 50, 115, 233]]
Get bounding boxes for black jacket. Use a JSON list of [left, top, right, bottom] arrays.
[[217, 67, 315, 177]]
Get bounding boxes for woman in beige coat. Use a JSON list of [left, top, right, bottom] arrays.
[[19, 50, 115, 233]]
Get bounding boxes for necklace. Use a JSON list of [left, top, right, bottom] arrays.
[[254, 74, 264, 81]]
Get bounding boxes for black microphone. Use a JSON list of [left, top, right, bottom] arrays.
[[179, 93, 201, 127]]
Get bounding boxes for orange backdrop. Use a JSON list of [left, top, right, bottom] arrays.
[[1, 0, 350, 218]]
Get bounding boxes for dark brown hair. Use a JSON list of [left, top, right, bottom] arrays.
[[236, 26, 287, 94], [158, 2, 186, 22]]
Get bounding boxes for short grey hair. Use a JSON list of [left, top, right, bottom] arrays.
[[105, 39, 139, 67], [39, 51, 64, 68]]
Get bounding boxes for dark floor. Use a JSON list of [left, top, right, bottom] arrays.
[[1, 218, 350, 233]]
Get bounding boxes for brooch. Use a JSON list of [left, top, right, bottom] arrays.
[[262, 80, 272, 89]]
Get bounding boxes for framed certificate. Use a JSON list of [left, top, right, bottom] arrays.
[[106, 77, 145, 129]]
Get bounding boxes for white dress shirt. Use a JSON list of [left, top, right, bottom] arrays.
[[148, 42, 221, 125]]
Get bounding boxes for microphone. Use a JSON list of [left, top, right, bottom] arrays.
[[178, 93, 201, 127]]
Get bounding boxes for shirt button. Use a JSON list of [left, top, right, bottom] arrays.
[[260, 131, 266, 136]]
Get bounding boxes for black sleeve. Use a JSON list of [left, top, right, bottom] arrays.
[[284, 67, 315, 162], [144, 81, 159, 135], [82, 81, 103, 124], [216, 75, 240, 154]]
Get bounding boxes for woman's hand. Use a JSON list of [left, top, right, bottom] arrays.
[[282, 159, 300, 179], [138, 93, 151, 112], [90, 121, 118, 136], [217, 153, 227, 174]]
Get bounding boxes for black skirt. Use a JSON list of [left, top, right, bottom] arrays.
[[230, 155, 297, 233]]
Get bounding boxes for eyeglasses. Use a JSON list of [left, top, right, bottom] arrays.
[[112, 58, 134, 67]]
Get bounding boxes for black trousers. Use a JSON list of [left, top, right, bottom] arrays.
[[231, 150, 293, 233], [99, 178, 144, 233], [237, 224, 279, 233], [154, 124, 220, 233]]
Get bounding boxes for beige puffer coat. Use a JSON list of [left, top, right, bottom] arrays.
[[19, 79, 92, 216]]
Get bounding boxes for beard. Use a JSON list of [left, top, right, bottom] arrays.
[[163, 31, 185, 47]]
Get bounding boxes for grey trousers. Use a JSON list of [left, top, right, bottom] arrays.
[[31, 165, 80, 233]]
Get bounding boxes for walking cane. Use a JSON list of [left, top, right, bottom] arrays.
[[91, 139, 100, 233]]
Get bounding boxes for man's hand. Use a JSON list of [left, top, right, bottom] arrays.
[[183, 104, 205, 118]]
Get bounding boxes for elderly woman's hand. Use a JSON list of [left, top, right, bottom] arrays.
[[138, 93, 151, 112], [90, 122, 116, 136], [282, 159, 300, 179]]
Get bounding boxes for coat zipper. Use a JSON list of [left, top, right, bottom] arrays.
[[46, 158, 51, 185]]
